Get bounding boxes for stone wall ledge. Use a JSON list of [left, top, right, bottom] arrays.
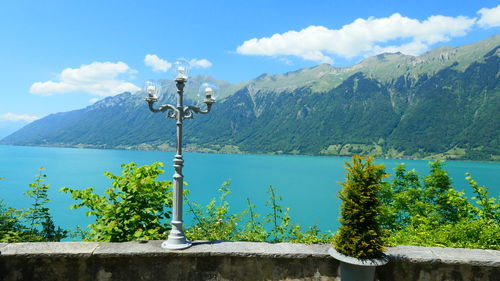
[[2, 241, 499, 281], [1, 241, 498, 267]]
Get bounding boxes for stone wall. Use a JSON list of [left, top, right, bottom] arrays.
[[0, 241, 498, 281]]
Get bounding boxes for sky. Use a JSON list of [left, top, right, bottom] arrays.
[[0, 0, 499, 137]]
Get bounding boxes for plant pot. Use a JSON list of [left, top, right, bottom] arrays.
[[328, 247, 389, 281]]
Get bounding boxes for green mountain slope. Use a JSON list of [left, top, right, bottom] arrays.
[[2, 36, 499, 161]]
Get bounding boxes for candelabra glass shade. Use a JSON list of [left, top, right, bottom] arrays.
[[198, 82, 218, 102], [172, 59, 191, 80], [143, 80, 162, 99]]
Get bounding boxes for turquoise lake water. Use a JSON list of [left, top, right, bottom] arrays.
[[0, 145, 499, 236]]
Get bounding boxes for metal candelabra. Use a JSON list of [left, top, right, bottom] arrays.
[[145, 60, 215, 250]]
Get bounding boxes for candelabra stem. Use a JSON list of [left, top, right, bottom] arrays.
[[161, 78, 192, 250]]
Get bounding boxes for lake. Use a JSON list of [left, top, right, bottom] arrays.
[[1, 145, 499, 237]]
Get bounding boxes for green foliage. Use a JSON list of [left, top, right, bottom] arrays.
[[60, 162, 172, 242], [379, 165, 421, 231], [381, 162, 500, 249], [334, 155, 388, 259], [183, 160, 497, 249], [466, 173, 500, 222], [265, 185, 292, 242], [0, 169, 66, 242], [25, 170, 50, 232], [423, 162, 471, 223], [24, 169, 66, 241], [287, 224, 333, 244], [236, 198, 267, 242], [185, 183, 331, 244], [2, 160, 498, 249], [185, 181, 242, 241], [388, 218, 499, 249], [0, 200, 27, 242]]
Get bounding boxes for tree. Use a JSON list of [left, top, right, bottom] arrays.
[[334, 155, 388, 259]]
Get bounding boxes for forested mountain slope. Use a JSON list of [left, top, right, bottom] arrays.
[[3, 36, 499, 161]]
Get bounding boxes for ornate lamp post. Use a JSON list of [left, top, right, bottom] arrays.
[[145, 59, 216, 250]]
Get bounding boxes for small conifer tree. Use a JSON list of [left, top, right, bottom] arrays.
[[334, 155, 388, 259]]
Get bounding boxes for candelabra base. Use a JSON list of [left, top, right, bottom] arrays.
[[161, 239, 192, 250]]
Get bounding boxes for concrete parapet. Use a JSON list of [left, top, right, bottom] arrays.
[[0, 241, 498, 280]]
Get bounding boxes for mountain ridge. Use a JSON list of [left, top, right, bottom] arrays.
[[2, 35, 499, 161]]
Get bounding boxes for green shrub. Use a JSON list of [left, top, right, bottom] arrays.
[[185, 183, 331, 243], [0, 169, 66, 242], [185, 181, 242, 241], [388, 218, 499, 249], [0, 200, 27, 242], [24, 169, 67, 241], [333, 155, 388, 259], [236, 198, 267, 242], [381, 162, 500, 249], [61, 162, 172, 242]]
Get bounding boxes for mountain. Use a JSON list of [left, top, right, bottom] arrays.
[[0, 120, 32, 139], [2, 36, 499, 161]]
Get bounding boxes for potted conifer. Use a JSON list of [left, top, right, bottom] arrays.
[[329, 155, 389, 281]]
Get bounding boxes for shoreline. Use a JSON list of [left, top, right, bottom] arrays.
[[1, 143, 498, 163]]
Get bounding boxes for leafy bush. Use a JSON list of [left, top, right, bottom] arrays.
[[236, 198, 267, 242], [387, 218, 499, 249], [185, 183, 331, 243], [61, 162, 172, 242], [0, 200, 27, 242], [381, 162, 500, 249], [333, 155, 388, 259], [0, 169, 66, 242], [185, 181, 242, 241]]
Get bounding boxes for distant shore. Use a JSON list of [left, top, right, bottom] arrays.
[[1, 143, 497, 163]]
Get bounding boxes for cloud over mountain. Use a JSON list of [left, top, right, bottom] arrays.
[[235, 7, 500, 63], [30, 61, 140, 97], [144, 54, 213, 72], [189, 58, 213, 68], [0, 113, 40, 122], [477, 4, 500, 28], [144, 54, 172, 72]]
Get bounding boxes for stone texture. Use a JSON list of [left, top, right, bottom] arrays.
[[0, 242, 99, 257], [93, 240, 182, 257], [1, 242, 499, 281], [201, 241, 331, 258], [431, 247, 499, 267], [92, 240, 332, 259], [377, 261, 500, 281], [379, 246, 500, 281], [386, 245, 500, 267], [0, 243, 7, 252], [386, 245, 441, 263]]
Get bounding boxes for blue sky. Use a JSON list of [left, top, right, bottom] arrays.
[[0, 0, 499, 137]]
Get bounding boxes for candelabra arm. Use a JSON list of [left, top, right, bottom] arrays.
[[183, 101, 214, 119], [146, 96, 178, 119]]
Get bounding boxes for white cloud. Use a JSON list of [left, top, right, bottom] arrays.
[[189, 58, 213, 68], [145, 55, 212, 71], [477, 4, 500, 27], [30, 61, 140, 97], [279, 57, 294, 65], [236, 13, 476, 63], [368, 41, 429, 57], [1, 113, 40, 123], [144, 54, 172, 72], [89, 98, 100, 104]]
